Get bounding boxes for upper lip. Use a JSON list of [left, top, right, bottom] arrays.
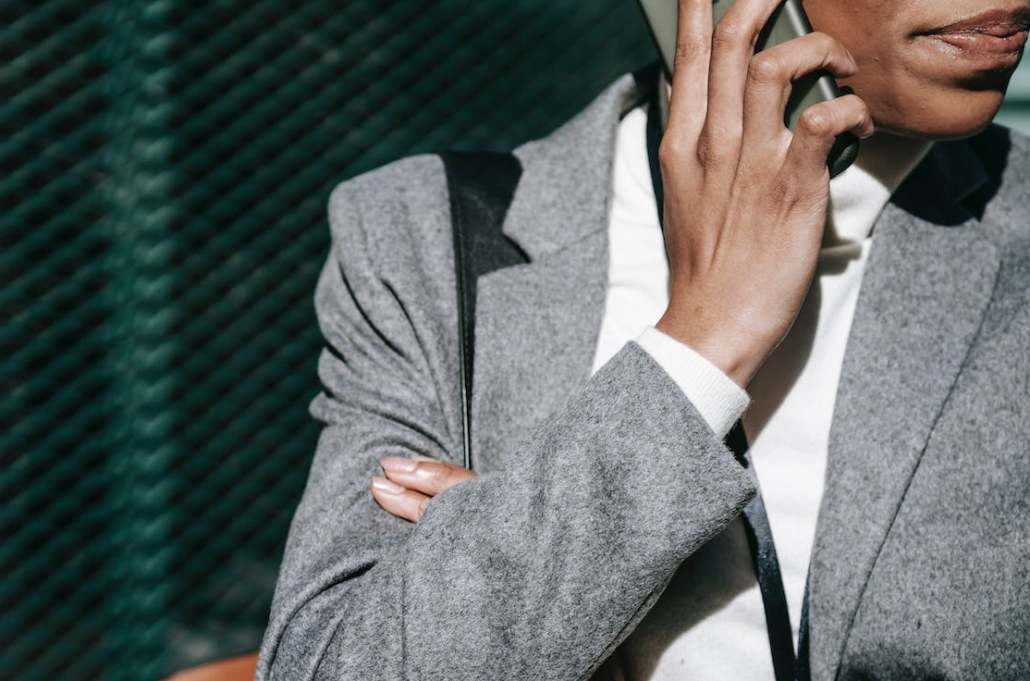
[[916, 7, 1030, 36]]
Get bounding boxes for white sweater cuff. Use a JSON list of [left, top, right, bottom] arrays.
[[636, 327, 751, 439]]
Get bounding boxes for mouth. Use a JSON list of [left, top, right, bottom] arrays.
[[914, 8, 1030, 68]]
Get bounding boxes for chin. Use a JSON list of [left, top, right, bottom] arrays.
[[846, 77, 1010, 141], [877, 100, 1006, 140]]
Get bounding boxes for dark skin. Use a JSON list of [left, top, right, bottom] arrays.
[[807, 0, 1029, 139], [372, 0, 1029, 522]]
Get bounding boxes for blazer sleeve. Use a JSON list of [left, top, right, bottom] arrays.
[[255, 154, 758, 681]]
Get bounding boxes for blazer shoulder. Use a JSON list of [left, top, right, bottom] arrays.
[[326, 153, 453, 276], [328, 153, 449, 234], [330, 153, 447, 209]]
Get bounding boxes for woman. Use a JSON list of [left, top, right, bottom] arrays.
[[257, 0, 1030, 678]]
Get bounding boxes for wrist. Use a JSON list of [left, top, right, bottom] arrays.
[[637, 327, 751, 438], [654, 314, 767, 388]]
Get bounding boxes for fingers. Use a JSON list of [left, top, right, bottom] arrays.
[[379, 456, 477, 496], [741, 32, 857, 149], [668, 0, 713, 137], [371, 476, 430, 524], [784, 94, 874, 183], [700, 0, 783, 165], [370, 456, 477, 523]]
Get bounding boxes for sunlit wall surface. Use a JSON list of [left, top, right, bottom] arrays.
[[3, 3, 1030, 680]]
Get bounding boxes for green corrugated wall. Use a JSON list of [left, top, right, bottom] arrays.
[[4, 2, 1030, 679], [2, 2, 651, 679]]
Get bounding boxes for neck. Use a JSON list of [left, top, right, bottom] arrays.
[[850, 132, 933, 191], [825, 132, 932, 245]]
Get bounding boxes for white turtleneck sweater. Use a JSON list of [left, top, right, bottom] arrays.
[[590, 103, 930, 680]]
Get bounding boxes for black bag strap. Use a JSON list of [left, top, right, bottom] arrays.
[[440, 150, 526, 471]]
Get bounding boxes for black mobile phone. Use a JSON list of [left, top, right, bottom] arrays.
[[636, 0, 859, 177]]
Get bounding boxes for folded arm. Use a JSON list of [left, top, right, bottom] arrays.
[[256, 156, 756, 681]]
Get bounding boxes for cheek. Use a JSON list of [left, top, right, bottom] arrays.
[[804, 0, 898, 104], [804, 0, 891, 57], [837, 52, 1010, 138], [804, 0, 1010, 139]]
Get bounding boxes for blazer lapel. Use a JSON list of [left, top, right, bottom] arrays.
[[468, 71, 653, 471], [808, 141, 1002, 680], [458, 67, 1008, 679]]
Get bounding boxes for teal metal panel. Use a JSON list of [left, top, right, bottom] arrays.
[[2, 2, 653, 679]]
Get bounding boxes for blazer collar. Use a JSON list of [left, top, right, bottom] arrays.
[[503, 68, 656, 259], [894, 136, 994, 223]]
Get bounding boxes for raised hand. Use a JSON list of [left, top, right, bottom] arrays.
[[654, 0, 874, 386]]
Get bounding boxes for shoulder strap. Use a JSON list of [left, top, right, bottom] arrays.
[[440, 150, 526, 471]]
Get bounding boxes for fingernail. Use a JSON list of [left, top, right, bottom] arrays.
[[371, 476, 405, 493], [380, 456, 417, 473], [418, 498, 431, 517], [411, 454, 436, 462]]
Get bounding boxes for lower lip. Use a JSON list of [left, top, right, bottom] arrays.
[[921, 30, 1029, 69]]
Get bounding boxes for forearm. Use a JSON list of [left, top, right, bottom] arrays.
[[259, 344, 755, 681]]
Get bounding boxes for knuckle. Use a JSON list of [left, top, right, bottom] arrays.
[[798, 107, 833, 137], [810, 31, 838, 54], [712, 20, 747, 50], [747, 53, 781, 83], [854, 97, 873, 122], [659, 134, 689, 168], [696, 131, 729, 169], [853, 107, 871, 131], [803, 32, 854, 73]]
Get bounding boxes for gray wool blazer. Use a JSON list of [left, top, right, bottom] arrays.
[[257, 69, 1030, 681]]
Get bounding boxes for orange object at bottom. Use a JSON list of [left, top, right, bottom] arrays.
[[164, 652, 258, 681]]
